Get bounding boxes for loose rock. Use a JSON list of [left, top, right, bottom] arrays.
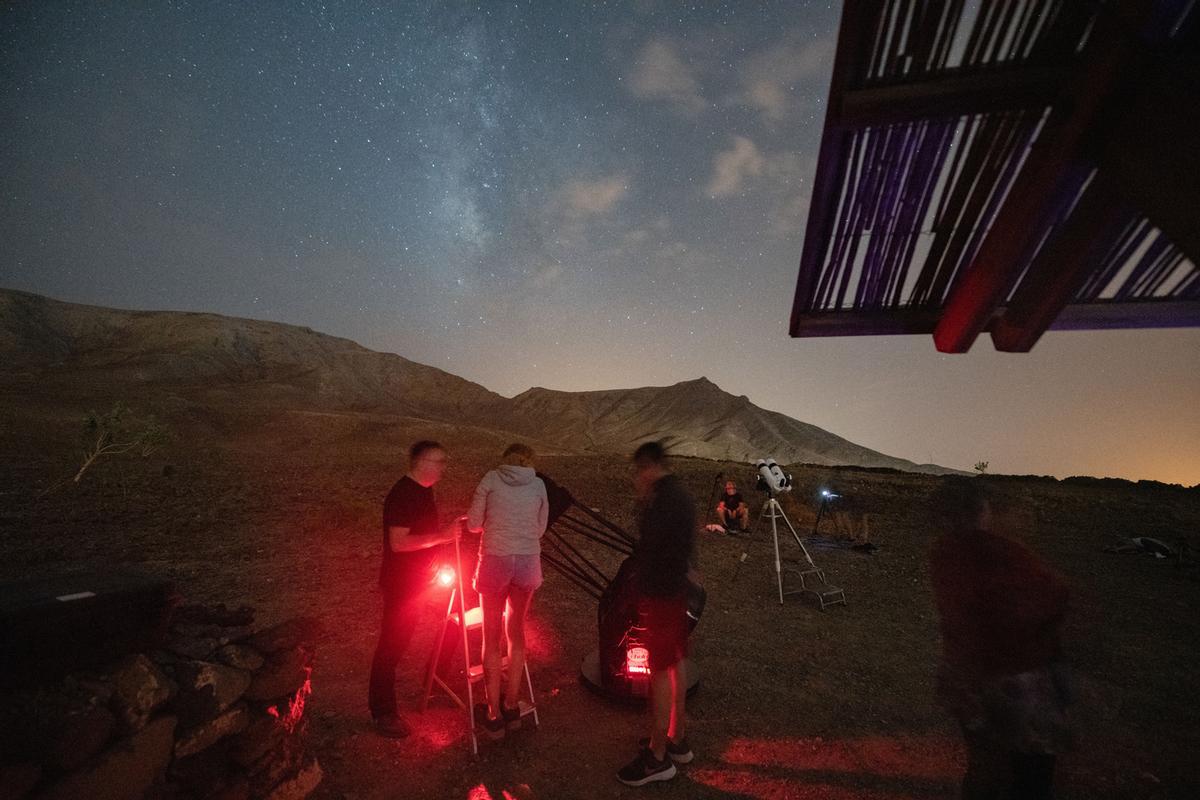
[[174, 661, 252, 728], [246, 647, 311, 702], [216, 643, 265, 672], [110, 655, 175, 731], [263, 758, 323, 800], [174, 704, 250, 759]]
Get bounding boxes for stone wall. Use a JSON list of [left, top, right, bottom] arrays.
[[0, 604, 322, 800]]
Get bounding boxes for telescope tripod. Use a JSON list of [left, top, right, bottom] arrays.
[[756, 496, 846, 610]]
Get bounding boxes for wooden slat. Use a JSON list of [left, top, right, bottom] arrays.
[[790, 0, 878, 331], [789, 300, 1200, 338], [990, 177, 1131, 351], [835, 63, 1064, 126], [933, 0, 1153, 353]]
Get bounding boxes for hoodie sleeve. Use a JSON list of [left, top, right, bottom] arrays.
[[467, 472, 492, 533], [536, 479, 549, 537]]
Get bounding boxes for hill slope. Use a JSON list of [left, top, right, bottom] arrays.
[[0, 288, 504, 421], [0, 288, 957, 473], [489, 379, 953, 472]]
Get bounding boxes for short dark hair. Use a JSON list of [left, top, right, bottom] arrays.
[[928, 476, 990, 530], [632, 441, 667, 465], [409, 440, 444, 464]]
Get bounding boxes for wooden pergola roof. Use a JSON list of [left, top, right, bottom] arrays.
[[790, 0, 1199, 352]]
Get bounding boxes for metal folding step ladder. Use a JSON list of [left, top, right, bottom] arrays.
[[782, 557, 847, 610], [421, 535, 538, 755]]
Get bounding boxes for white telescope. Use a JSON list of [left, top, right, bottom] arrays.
[[754, 458, 792, 494]]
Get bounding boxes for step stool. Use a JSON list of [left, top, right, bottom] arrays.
[[421, 536, 538, 755], [783, 561, 847, 610]]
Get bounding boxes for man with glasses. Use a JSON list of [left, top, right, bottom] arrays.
[[369, 439, 456, 737]]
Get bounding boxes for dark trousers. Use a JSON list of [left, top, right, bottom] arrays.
[[368, 589, 421, 720], [962, 726, 1057, 800]]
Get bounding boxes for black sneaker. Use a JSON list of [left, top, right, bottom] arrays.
[[476, 705, 506, 740], [638, 736, 694, 764], [617, 747, 677, 786], [502, 703, 522, 731], [372, 713, 411, 739]]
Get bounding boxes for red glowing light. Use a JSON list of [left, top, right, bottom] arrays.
[[265, 667, 312, 734], [436, 565, 455, 587], [626, 645, 650, 675]]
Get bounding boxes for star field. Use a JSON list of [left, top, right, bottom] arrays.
[[2, 1, 1198, 484]]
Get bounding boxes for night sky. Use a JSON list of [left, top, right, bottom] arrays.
[[3, 1, 1198, 485]]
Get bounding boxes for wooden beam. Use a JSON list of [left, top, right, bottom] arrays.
[[932, 0, 1153, 353], [835, 64, 1065, 127], [990, 177, 1130, 351], [1048, 300, 1200, 330], [789, 298, 1200, 339], [792, 307, 951, 337]]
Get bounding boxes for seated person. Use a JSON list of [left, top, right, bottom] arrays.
[[716, 481, 750, 532]]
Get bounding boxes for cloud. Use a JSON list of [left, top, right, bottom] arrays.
[[564, 175, 629, 214], [707, 136, 765, 197], [627, 39, 707, 115], [745, 79, 791, 120], [735, 33, 835, 121], [770, 191, 812, 238]]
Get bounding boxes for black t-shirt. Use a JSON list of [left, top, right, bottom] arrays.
[[720, 492, 744, 510], [380, 476, 439, 595], [634, 474, 696, 597]]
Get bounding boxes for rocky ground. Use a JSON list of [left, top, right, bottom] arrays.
[[2, 397, 1199, 798]]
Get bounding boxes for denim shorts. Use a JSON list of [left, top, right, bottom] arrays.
[[474, 553, 543, 595]]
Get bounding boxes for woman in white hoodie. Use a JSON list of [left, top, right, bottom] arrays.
[[467, 443, 548, 738]]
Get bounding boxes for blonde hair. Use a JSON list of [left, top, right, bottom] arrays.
[[501, 443, 535, 467]]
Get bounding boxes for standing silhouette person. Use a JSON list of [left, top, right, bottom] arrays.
[[930, 478, 1072, 799], [617, 441, 696, 786], [369, 440, 456, 738], [467, 443, 548, 740]]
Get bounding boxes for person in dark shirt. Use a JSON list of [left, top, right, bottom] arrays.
[[617, 441, 697, 787], [929, 477, 1071, 800], [716, 480, 749, 532], [368, 439, 457, 738]]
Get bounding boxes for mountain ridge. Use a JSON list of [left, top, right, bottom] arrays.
[[0, 288, 960, 474]]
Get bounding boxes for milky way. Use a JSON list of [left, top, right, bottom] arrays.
[[3, 1, 1198, 484]]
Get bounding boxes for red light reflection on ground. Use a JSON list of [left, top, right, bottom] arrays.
[[466, 784, 533, 800], [518, 607, 561, 662], [689, 733, 963, 800]]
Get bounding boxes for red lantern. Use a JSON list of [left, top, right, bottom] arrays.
[[625, 645, 650, 675]]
